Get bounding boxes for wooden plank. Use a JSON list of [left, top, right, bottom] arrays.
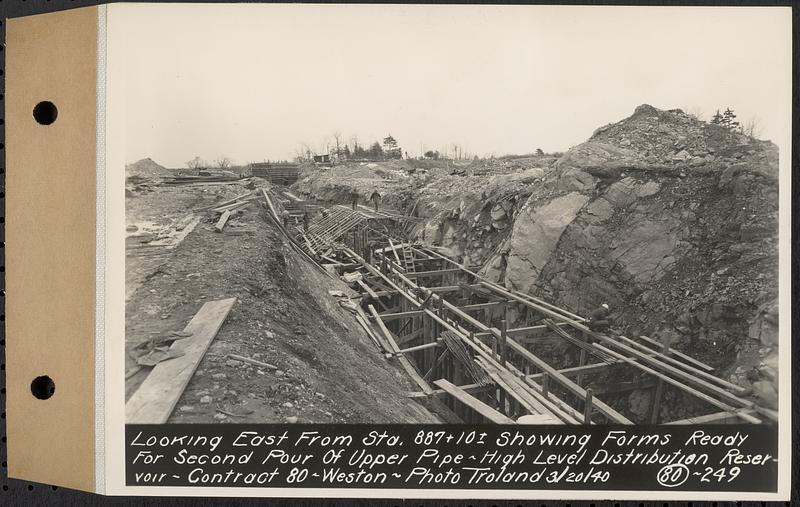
[[595, 344, 761, 424], [371, 284, 483, 297], [411, 361, 624, 399], [126, 298, 237, 423], [583, 388, 594, 423], [213, 199, 254, 214], [637, 335, 714, 372], [354, 313, 384, 352], [478, 359, 553, 419], [388, 238, 402, 265], [357, 305, 391, 354], [214, 210, 232, 232], [374, 242, 414, 254], [603, 336, 752, 402], [368, 304, 401, 354], [476, 356, 581, 424], [357, 279, 379, 301], [398, 340, 441, 354], [458, 300, 514, 312], [665, 408, 758, 425], [433, 379, 515, 424], [397, 354, 435, 395], [227, 354, 277, 370], [617, 335, 743, 393], [262, 189, 279, 221], [196, 191, 253, 211], [379, 310, 426, 322], [474, 322, 567, 339], [406, 268, 470, 278]]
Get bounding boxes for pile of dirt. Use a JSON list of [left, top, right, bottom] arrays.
[[126, 157, 173, 179], [125, 182, 438, 424]]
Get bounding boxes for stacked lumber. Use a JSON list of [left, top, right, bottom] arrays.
[[163, 175, 241, 184]]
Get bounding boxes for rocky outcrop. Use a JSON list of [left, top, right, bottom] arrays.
[[481, 105, 779, 397], [503, 192, 590, 294]]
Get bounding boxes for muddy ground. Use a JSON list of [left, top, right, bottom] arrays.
[[125, 180, 438, 424]]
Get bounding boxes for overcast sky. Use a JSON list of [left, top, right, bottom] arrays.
[[111, 4, 792, 168]]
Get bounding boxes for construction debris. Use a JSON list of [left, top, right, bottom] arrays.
[[227, 354, 278, 371]]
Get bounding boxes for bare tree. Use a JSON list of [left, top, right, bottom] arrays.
[[742, 117, 763, 138], [214, 157, 231, 170], [332, 131, 342, 157], [301, 143, 314, 161], [186, 156, 207, 170], [686, 106, 705, 121]]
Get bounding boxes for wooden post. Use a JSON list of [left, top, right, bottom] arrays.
[[541, 374, 550, 397], [650, 379, 665, 424], [500, 319, 508, 367], [649, 342, 668, 424], [576, 331, 589, 387], [584, 388, 594, 424]]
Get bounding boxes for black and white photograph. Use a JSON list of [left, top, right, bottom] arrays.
[[121, 5, 787, 431], [2, 1, 793, 500], [119, 1, 789, 444]]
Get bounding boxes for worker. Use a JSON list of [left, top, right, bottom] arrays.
[[369, 190, 382, 211], [302, 211, 311, 233], [586, 303, 612, 332], [350, 190, 359, 210], [281, 209, 291, 229]]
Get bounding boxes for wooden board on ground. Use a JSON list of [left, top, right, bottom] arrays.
[[433, 379, 515, 424], [126, 298, 237, 423], [215, 210, 232, 232]]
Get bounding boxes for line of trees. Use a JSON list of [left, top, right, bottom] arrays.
[[295, 133, 404, 162], [709, 107, 762, 137], [294, 132, 481, 163], [186, 156, 233, 170]]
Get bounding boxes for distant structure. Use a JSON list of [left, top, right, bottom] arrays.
[[312, 154, 331, 164], [249, 162, 300, 185]]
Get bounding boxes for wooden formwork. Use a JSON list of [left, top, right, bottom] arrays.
[[269, 188, 775, 426], [333, 240, 776, 426]]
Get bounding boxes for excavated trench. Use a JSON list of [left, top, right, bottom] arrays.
[[291, 107, 780, 423], [287, 185, 773, 425]]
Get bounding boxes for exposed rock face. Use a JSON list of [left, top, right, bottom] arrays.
[[503, 192, 590, 294], [479, 106, 779, 393]]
